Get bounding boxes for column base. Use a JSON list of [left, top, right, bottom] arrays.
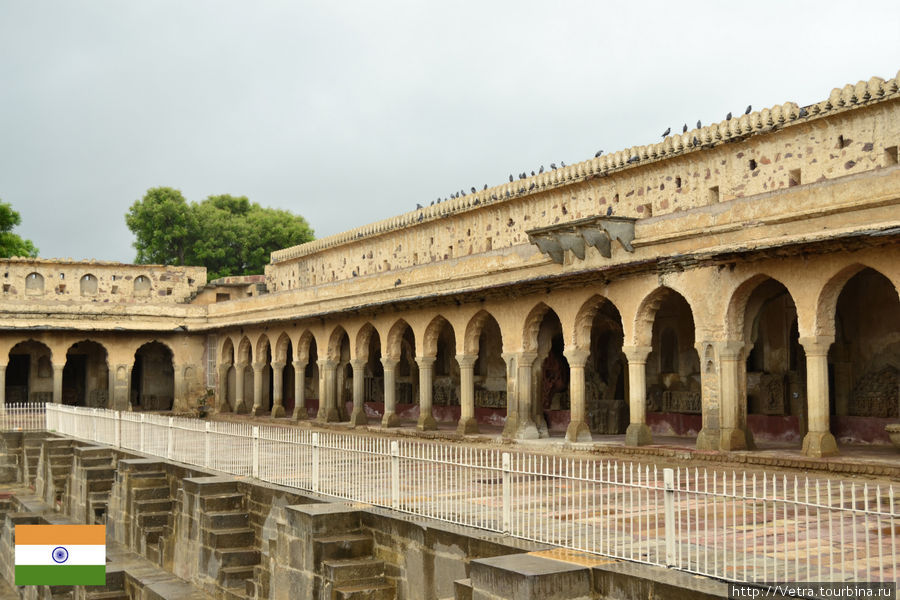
[[719, 427, 753, 451], [517, 421, 540, 440], [349, 407, 368, 427], [319, 407, 340, 423], [382, 411, 402, 428], [292, 406, 307, 420], [695, 427, 720, 450], [625, 423, 652, 446], [416, 414, 437, 431], [802, 431, 838, 457], [501, 415, 518, 439], [217, 400, 232, 413], [271, 405, 285, 418], [456, 416, 479, 435], [251, 405, 266, 417], [534, 412, 549, 438], [565, 421, 592, 443], [234, 402, 249, 415]]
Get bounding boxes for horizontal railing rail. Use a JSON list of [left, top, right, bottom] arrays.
[[2, 402, 896, 584]]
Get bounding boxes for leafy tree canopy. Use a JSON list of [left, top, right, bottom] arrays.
[[0, 200, 39, 258], [126, 188, 314, 280]]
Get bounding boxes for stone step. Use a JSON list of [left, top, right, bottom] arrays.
[[85, 592, 128, 600], [79, 455, 115, 467], [214, 548, 260, 567], [138, 511, 170, 528], [185, 477, 240, 497], [200, 493, 244, 512], [144, 525, 165, 544], [323, 557, 385, 584], [313, 533, 373, 563], [88, 479, 114, 492], [453, 578, 473, 600], [203, 510, 249, 530], [146, 540, 160, 564], [131, 472, 168, 484], [206, 528, 255, 549], [134, 498, 173, 513], [84, 466, 116, 480], [217, 586, 249, 600], [333, 581, 396, 600], [132, 486, 170, 501], [218, 564, 255, 587]]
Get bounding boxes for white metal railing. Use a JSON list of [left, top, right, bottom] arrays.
[[0, 402, 46, 431], [12, 403, 900, 584]]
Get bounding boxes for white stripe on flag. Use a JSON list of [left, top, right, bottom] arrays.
[[15, 545, 105, 566]]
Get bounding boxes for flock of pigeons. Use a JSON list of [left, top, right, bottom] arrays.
[[415, 103, 810, 215]]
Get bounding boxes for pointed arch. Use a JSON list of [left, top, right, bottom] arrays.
[[255, 334, 271, 363], [220, 337, 235, 364], [132, 341, 174, 411], [464, 310, 502, 356], [355, 323, 379, 360], [237, 336, 253, 364], [522, 302, 557, 353], [573, 295, 623, 350], [296, 330, 316, 360], [816, 263, 900, 338], [633, 286, 695, 348], [274, 332, 292, 363], [386, 319, 412, 359], [422, 315, 452, 357], [327, 325, 350, 361]]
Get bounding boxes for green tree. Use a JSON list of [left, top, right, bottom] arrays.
[[0, 200, 38, 258], [126, 188, 314, 280]]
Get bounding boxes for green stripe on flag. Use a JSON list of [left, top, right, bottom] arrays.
[[15, 565, 106, 586]]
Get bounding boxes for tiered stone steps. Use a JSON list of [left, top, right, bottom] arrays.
[[23, 435, 46, 487], [84, 568, 127, 600], [43, 438, 77, 506], [316, 531, 395, 599], [128, 470, 172, 564]]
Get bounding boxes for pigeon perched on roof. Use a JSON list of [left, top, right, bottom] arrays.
[[539, 165, 544, 173], [682, 124, 688, 133], [696, 120, 702, 129], [550, 163, 557, 170], [483, 184, 488, 190], [726, 112, 732, 121], [745, 105, 752, 114], [509, 174, 514, 182], [394, 279, 401, 287], [692, 137, 700, 147], [417, 213, 424, 222], [531, 171, 535, 176], [594, 150, 603, 158], [560, 161, 566, 167], [606, 205, 613, 216], [417, 203, 423, 210], [471, 187, 476, 194], [661, 127, 671, 138], [798, 107, 809, 117], [627, 155, 640, 163]]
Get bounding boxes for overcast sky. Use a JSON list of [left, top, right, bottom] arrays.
[[1, 1, 898, 263]]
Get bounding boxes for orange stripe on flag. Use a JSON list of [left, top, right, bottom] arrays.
[[15, 525, 105, 546]]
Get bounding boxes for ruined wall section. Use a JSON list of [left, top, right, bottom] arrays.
[[265, 74, 899, 292], [0, 258, 206, 304]]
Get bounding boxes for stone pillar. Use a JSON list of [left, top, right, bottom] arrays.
[[623, 345, 653, 446], [501, 353, 518, 438], [173, 364, 185, 412], [381, 358, 401, 427], [234, 362, 248, 414], [292, 359, 306, 420], [217, 364, 232, 412], [832, 354, 852, 417], [530, 359, 550, 438], [456, 354, 478, 435], [718, 341, 753, 451], [694, 341, 719, 450], [52, 363, 65, 405], [349, 358, 368, 427], [110, 364, 132, 411], [0, 364, 6, 405], [415, 356, 437, 431], [800, 336, 838, 457], [251, 361, 266, 416], [318, 360, 339, 422], [514, 352, 540, 440], [271, 361, 285, 418], [563, 348, 592, 443]]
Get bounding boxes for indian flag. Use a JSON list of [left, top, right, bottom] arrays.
[[15, 525, 106, 586]]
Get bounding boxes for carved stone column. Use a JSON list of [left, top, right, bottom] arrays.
[[800, 336, 838, 457], [251, 361, 266, 416], [52, 363, 65, 405], [234, 362, 248, 414], [623, 345, 652, 446], [563, 348, 592, 443], [381, 358, 401, 427], [349, 358, 368, 427], [456, 354, 478, 435], [0, 364, 6, 405], [292, 359, 306, 420], [501, 353, 518, 438], [694, 341, 719, 450], [717, 341, 753, 451], [317, 359, 339, 422], [514, 352, 540, 439], [416, 356, 437, 431], [271, 361, 285, 418]]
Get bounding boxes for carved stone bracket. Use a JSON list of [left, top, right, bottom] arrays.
[[527, 216, 636, 264]]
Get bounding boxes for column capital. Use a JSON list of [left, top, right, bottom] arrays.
[[455, 353, 477, 369], [271, 360, 286, 370], [563, 348, 590, 367], [292, 359, 305, 371], [236, 360, 249, 369], [504, 351, 538, 368], [381, 357, 399, 370], [317, 358, 338, 370], [350, 357, 366, 369], [622, 345, 652, 364], [798, 336, 834, 357], [711, 340, 745, 360], [251, 361, 266, 371], [415, 355, 436, 368]]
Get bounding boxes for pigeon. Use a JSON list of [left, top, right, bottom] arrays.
[[560, 161, 566, 167], [682, 124, 688, 133], [531, 170, 535, 176], [520, 173, 527, 179], [416, 203, 423, 210], [352, 270, 358, 277], [627, 155, 640, 163], [726, 112, 732, 121], [550, 163, 557, 170], [491, 193, 497, 200], [745, 105, 752, 115], [473, 198, 480, 205], [529, 183, 535, 190], [471, 187, 476, 194], [430, 200, 435, 206], [417, 213, 424, 222], [692, 136, 700, 147], [594, 150, 603, 157], [461, 190, 466, 197], [505, 190, 510, 198], [539, 165, 544, 173], [483, 184, 488, 190], [606, 205, 613, 216], [696, 120, 702, 129], [798, 107, 808, 117], [509, 174, 514, 182], [661, 127, 671, 138], [394, 279, 401, 287]]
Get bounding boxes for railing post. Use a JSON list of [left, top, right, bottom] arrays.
[[252, 426, 260, 478], [664, 467, 676, 567], [166, 416, 174, 460], [204, 422, 211, 469], [390, 441, 400, 510], [114, 412, 121, 449], [502, 452, 511, 534], [139, 414, 145, 453], [311, 432, 320, 493]]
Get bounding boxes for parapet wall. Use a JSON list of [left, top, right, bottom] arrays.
[[265, 73, 900, 293], [0, 258, 207, 304]]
